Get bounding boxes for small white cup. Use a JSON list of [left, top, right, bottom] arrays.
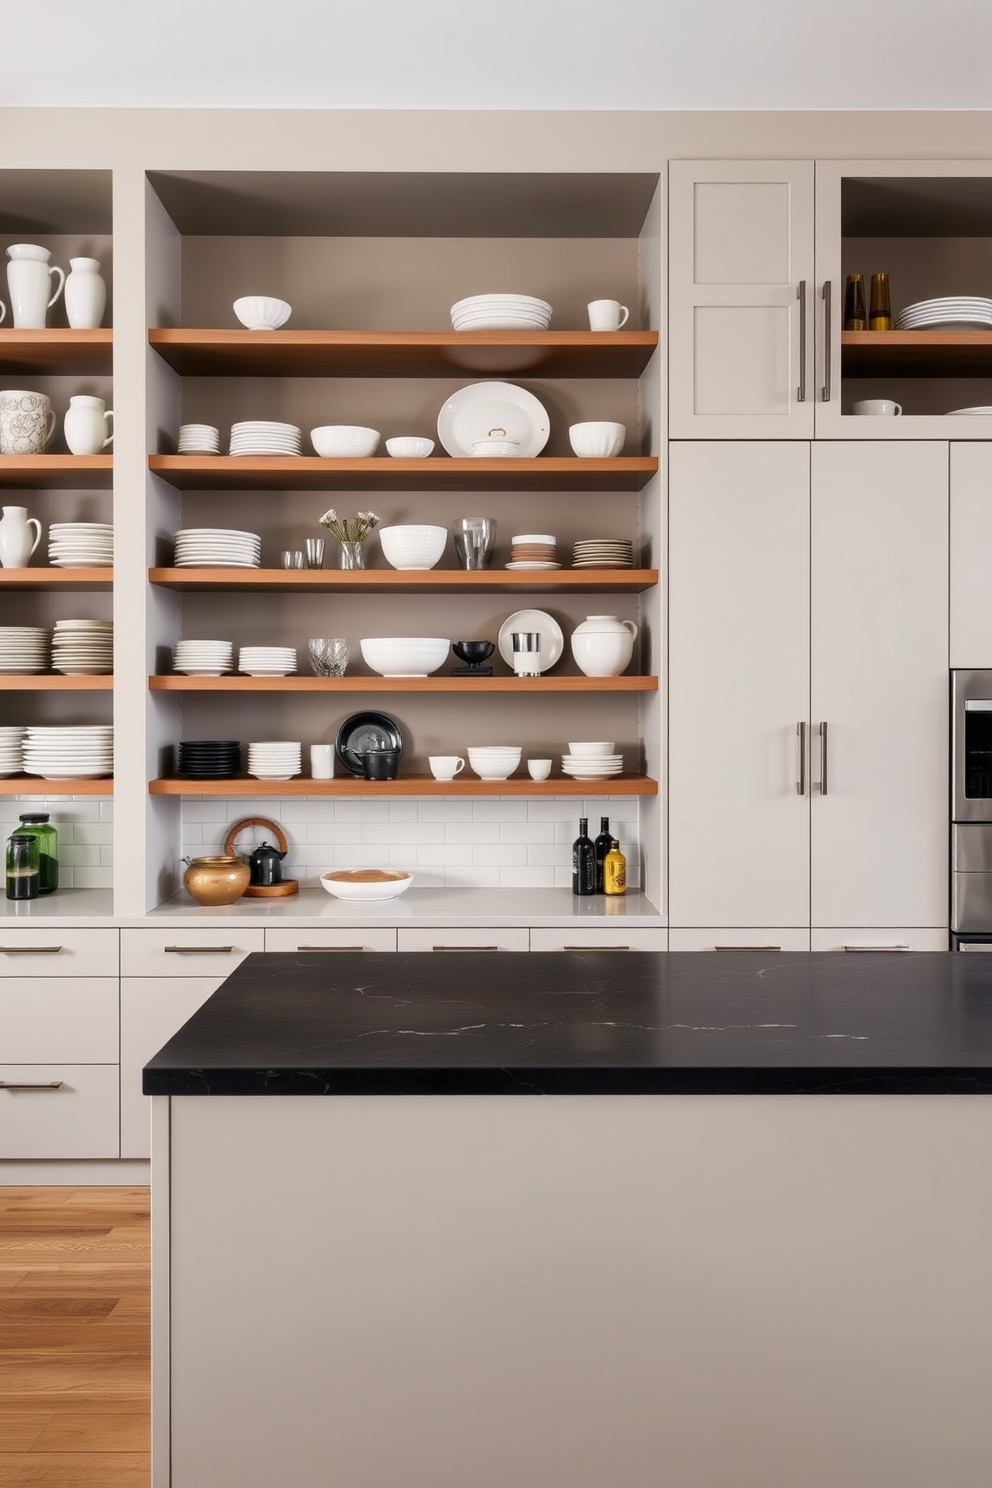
[[853, 399, 902, 416], [310, 744, 335, 780], [527, 758, 553, 781], [588, 299, 630, 332], [429, 755, 465, 781]]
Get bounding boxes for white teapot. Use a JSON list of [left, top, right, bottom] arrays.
[[570, 614, 638, 677]]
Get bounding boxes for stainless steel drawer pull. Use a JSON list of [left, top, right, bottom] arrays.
[[796, 721, 807, 796], [0, 1080, 64, 1091], [821, 280, 832, 402], [0, 944, 63, 954], [843, 944, 910, 953], [164, 945, 234, 954], [796, 280, 807, 402], [297, 945, 365, 952], [432, 945, 499, 952], [562, 944, 630, 951], [714, 945, 782, 952]]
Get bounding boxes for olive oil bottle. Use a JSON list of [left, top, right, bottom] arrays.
[[603, 838, 627, 896]]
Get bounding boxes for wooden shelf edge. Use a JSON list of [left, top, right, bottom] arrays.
[[149, 328, 659, 348], [149, 775, 657, 797], [0, 776, 113, 795], [148, 567, 658, 593], [0, 568, 113, 587], [0, 675, 113, 690], [149, 675, 658, 693]]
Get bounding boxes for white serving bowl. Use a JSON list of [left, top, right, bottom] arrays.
[[360, 636, 450, 678], [320, 869, 414, 902], [233, 296, 292, 331], [378, 525, 447, 571], [385, 436, 435, 459], [310, 425, 381, 458], [567, 741, 616, 757], [568, 421, 626, 458], [467, 745, 522, 780]]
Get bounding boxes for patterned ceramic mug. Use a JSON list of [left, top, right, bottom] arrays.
[[0, 390, 56, 454]]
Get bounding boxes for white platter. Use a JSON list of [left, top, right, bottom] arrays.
[[437, 381, 550, 459]]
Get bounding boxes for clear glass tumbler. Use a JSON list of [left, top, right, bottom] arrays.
[[451, 517, 497, 570], [308, 638, 349, 677]]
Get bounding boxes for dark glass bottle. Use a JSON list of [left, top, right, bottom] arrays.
[[6, 831, 39, 901], [593, 816, 612, 893], [571, 817, 596, 897], [844, 273, 867, 330], [18, 812, 58, 894], [869, 272, 892, 331]]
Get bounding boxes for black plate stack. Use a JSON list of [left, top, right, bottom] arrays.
[[176, 740, 242, 779]]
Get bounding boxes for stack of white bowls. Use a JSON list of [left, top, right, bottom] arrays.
[[229, 421, 301, 457], [378, 525, 447, 571], [247, 741, 302, 781], [174, 529, 261, 568], [24, 724, 113, 780], [173, 639, 234, 676], [178, 423, 220, 455], [48, 522, 113, 568], [467, 745, 522, 781], [561, 742, 623, 781], [238, 646, 297, 677], [450, 294, 552, 331], [360, 637, 449, 678], [51, 620, 113, 675], [0, 627, 49, 674], [0, 726, 26, 777]]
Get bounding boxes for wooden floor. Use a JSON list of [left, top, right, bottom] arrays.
[[0, 1186, 150, 1487]]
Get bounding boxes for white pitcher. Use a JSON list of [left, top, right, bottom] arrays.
[[64, 394, 114, 455], [0, 506, 42, 569], [64, 257, 107, 330], [570, 614, 638, 677], [6, 244, 65, 329]]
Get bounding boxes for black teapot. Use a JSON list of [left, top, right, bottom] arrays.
[[225, 817, 298, 897]]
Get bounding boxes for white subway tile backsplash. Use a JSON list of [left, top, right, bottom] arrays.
[[74, 823, 114, 846], [526, 844, 570, 867], [387, 801, 419, 823], [445, 822, 500, 845], [500, 822, 556, 845], [445, 865, 501, 888], [416, 844, 473, 867], [182, 798, 230, 823], [473, 843, 518, 866], [501, 865, 555, 888], [417, 800, 473, 822], [73, 866, 114, 889], [332, 800, 391, 823], [472, 799, 528, 822], [62, 845, 101, 868]]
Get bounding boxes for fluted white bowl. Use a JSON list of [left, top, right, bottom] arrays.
[[310, 425, 380, 458], [385, 437, 435, 459], [233, 296, 292, 331], [568, 421, 626, 458], [360, 637, 450, 677]]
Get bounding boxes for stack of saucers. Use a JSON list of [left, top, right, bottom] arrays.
[[238, 646, 297, 677], [174, 529, 261, 568], [0, 726, 26, 777], [48, 523, 114, 568], [178, 423, 221, 455], [51, 620, 113, 675], [450, 293, 553, 331], [23, 725, 113, 780], [0, 627, 50, 674], [176, 740, 241, 779], [572, 538, 634, 569], [173, 639, 234, 676], [560, 742, 623, 781], [247, 741, 302, 781], [229, 421, 302, 457], [507, 533, 560, 570]]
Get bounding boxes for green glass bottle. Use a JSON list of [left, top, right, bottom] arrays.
[[18, 812, 58, 894]]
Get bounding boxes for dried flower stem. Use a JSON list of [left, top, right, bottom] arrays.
[[318, 509, 380, 543]]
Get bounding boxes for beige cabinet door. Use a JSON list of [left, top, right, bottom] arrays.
[[950, 443, 992, 666], [120, 976, 226, 1159], [669, 160, 814, 438], [668, 442, 811, 927], [810, 442, 948, 927]]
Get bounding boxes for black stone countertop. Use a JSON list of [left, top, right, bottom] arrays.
[[142, 950, 992, 1097]]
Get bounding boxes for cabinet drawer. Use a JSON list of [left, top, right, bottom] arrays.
[[121, 928, 264, 977], [530, 927, 669, 953], [396, 928, 529, 954], [0, 977, 118, 1064], [668, 929, 811, 952], [0, 1064, 118, 1159], [0, 927, 118, 978], [265, 928, 396, 953], [810, 929, 949, 953], [120, 976, 226, 1160]]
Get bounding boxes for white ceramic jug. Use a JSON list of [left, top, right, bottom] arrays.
[[64, 394, 114, 455], [0, 506, 42, 569], [570, 614, 638, 677], [6, 244, 65, 329], [64, 258, 107, 330]]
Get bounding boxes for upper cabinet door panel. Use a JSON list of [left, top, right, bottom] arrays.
[[669, 161, 815, 439], [950, 443, 992, 667]]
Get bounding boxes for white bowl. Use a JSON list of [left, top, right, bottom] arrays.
[[360, 637, 450, 677], [385, 437, 435, 459], [467, 745, 521, 781], [233, 296, 292, 331], [567, 741, 616, 757], [320, 869, 414, 902], [568, 421, 626, 458], [310, 425, 381, 458], [378, 525, 447, 571]]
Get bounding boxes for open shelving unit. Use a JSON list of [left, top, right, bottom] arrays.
[[149, 567, 658, 594], [842, 330, 992, 379]]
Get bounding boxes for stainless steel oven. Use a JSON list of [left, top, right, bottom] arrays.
[[951, 670, 992, 937]]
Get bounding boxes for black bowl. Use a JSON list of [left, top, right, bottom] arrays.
[[452, 640, 495, 666]]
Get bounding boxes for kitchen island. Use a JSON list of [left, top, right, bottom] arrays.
[[146, 952, 992, 1488]]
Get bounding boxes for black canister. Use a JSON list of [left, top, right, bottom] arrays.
[[6, 831, 39, 901]]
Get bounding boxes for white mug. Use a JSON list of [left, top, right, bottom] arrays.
[[310, 744, 335, 780], [853, 399, 902, 416], [63, 394, 114, 455], [0, 390, 56, 454], [429, 755, 465, 781], [527, 758, 553, 781], [587, 299, 630, 332]]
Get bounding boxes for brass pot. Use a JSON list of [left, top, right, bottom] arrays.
[[182, 855, 251, 907]]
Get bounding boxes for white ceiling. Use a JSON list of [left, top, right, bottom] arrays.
[[14, 0, 992, 110]]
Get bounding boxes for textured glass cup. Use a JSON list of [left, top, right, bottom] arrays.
[[451, 517, 496, 570], [308, 638, 349, 677]]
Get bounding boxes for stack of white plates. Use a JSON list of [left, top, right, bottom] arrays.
[[173, 639, 234, 676], [946, 406, 992, 416], [561, 752, 623, 780], [174, 529, 261, 568], [247, 740, 302, 781], [23, 725, 113, 780], [0, 627, 49, 674], [178, 423, 221, 454], [0, 726, 26, 777], [51, 620, 113, 675], [572, 538, 635, 569], [450, 293, 552, 332], [229, 421, 302, 457], [48, 523, 113, 568], [895, 297, 992, 331], [238, 646, 297, 677]]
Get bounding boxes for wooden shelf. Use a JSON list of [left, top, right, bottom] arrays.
[[0, 568, 112, 590], [0, 329, 113, 376], [150, 674, 657, 694], [0, 675, 112, 690], [150, 774, 657, 798], [148, 328, 659, 379], [842, 330, 992, 379], [149, 566, 658, 594], [149, 455, 657, 493], [0, 456, 112, 489], [0, 776, 112, 796]]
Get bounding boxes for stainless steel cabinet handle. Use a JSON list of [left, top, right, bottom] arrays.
[[297, 945, 364, 952], [715, 946, 782, 952], [431, 945, 499, 952], [821, 280, 832, 401], [562, 944, 629, 951], [796, 721, 807, 796], [797, 280, 807, 402], [0, 1080, 64, 1090], [0, 944, 62, 954], [819, 721, 828, 796], [843, 945, 910, 953], [164, 945, 234, 954]]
